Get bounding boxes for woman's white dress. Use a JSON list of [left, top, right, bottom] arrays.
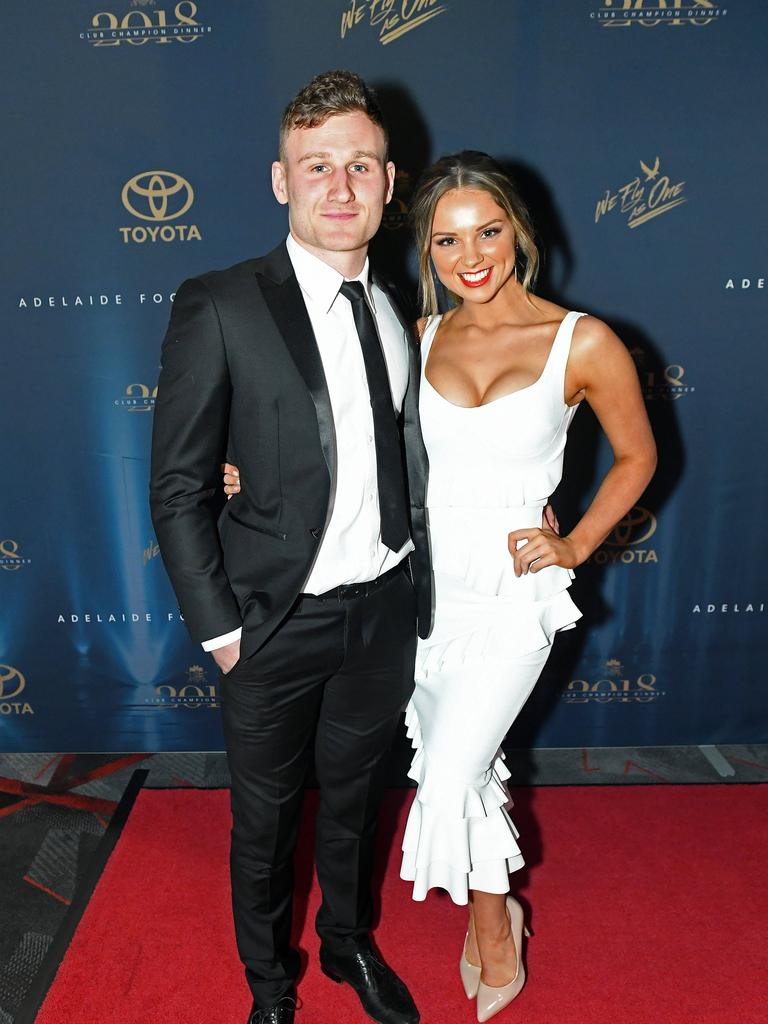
[[400, 311, 584, 904]]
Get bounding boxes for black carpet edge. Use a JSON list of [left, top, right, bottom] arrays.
[[13, 768, 149, 1024]]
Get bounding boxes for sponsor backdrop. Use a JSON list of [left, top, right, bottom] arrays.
[[2, 1, 765, 753]]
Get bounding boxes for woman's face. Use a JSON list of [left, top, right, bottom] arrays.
[[429, 187, 517, 303]]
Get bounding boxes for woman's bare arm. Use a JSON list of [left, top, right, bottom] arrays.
[[509, 317, 657, 574]]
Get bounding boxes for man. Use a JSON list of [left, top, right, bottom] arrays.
[[150, 70, 431, 1024]]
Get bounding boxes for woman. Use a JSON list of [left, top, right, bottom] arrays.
[[224, 151, 656, 1021]]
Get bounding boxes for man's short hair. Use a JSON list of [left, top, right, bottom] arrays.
[[279, 69, 388, 159]]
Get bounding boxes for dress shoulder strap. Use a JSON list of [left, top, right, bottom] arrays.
[[544, 310, 587, 386], [419, 314, 442, 368]]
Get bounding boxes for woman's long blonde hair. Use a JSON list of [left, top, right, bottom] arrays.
[[410, 151, 539, 317]]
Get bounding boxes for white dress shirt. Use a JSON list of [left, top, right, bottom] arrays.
[[202, 235, 413, 652]]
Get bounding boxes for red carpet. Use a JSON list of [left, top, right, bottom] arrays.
[[37, 784, 767, 1024]]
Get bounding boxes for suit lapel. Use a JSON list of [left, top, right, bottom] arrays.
[[256, 244, 335, 479], [373, 273, 428, 512], [373, 271, 432, 630], [372, 272, 411, 334], [372, 272, 421, 408]]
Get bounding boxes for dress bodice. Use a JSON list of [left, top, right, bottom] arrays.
[[418, 311, 585, 600], [420, 310, 584, 511]]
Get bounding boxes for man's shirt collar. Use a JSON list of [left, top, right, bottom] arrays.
[[286, 234, 376, 315]]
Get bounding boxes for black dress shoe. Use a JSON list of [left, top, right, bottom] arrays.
[[248, 995, 296, 1024], [319, 945, 419, 1024]]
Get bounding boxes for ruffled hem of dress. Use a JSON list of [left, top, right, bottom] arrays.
[[400, 814, 524, 904], [417, 587, 581, 670], [400, 702, 525, 904], [404, 702, 512, 817]]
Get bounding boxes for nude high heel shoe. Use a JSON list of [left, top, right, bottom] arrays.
[[459, 931, 481, 999], [475, 897, 530, 1022]]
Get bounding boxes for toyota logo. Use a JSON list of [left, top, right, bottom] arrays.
[[121, 170, 194, 222], [0, 664, 26, 701], [604, 506, 657, 547]]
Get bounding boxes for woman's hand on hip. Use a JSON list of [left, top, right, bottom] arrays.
[[507, 528, 581, 576], [542, 503, 559, 534]]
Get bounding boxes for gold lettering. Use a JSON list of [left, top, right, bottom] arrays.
[[401, 0, 439, 18], [664, 364, 685, 387], [565, 680, 590, 703], [91, 11, 120, 46], [152, 6, 172, 43], [369, 0, 396, 25], [339, 0, 446, 45], [600, 0, 719, 28], [340, 0, 367, 38], [89, 4, 202, 48], [176, 0, 202, 41], [634, 673, 657, 701], [121, 8, 151, 44], [178, 684, 205, 698], [380, 1, 444, 43], [143, 539, 160, 564], [594, 189, 618, 223], [592, 679, 618, 704], [176, 0, 199, 25]]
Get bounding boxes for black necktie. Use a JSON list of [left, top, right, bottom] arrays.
[[339, 280, 410, 552]]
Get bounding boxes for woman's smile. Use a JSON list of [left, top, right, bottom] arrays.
[[457, 267, 493, 288]]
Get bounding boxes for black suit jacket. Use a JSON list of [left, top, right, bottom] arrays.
[[149, 241, 432, 659]]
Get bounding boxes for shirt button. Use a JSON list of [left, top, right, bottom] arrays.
[[367, 435, 374, 444], [368, 493, 375, 503]]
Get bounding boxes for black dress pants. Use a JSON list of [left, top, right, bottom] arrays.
[[220, 567, 416, 1009]]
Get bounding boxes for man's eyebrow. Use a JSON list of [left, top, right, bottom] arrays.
[[297, 151, 331, 164], [296, 150, 383, 164]]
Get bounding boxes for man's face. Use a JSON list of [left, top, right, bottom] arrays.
[[272, 111, 395, 266]]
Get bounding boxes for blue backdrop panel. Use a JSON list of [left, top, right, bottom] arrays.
[[1, 0, 765, 751]]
